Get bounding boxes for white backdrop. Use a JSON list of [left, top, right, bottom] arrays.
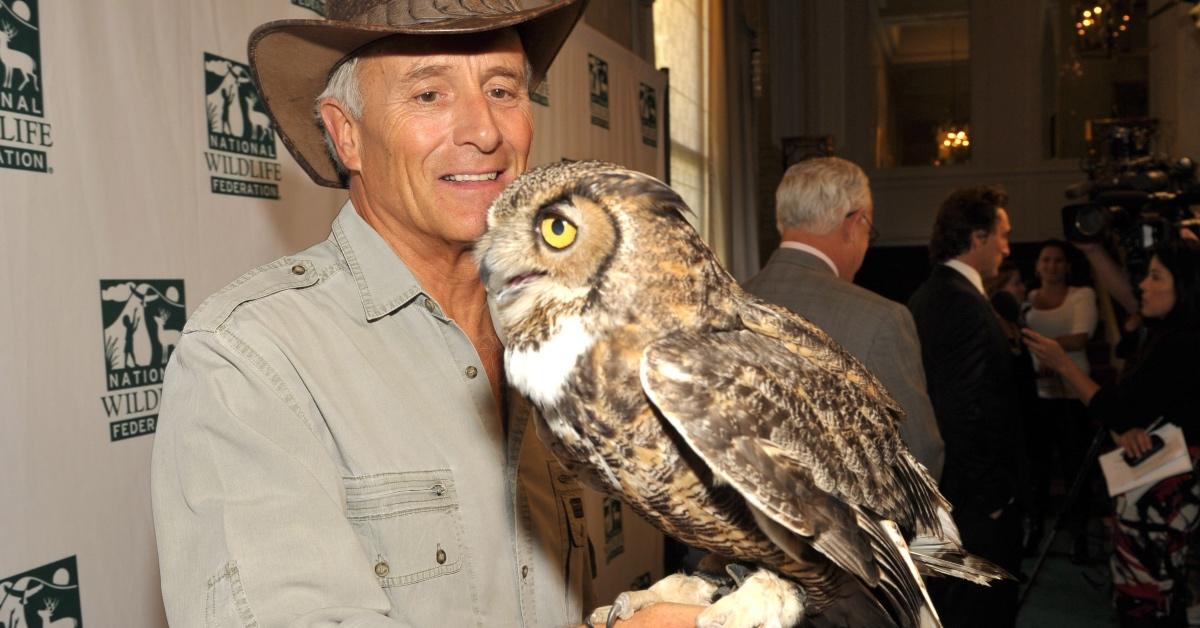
[[0, 1, 667, 626]]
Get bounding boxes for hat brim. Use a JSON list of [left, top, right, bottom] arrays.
[[248, 0, 588, 188]]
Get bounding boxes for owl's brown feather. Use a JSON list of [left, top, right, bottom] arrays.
[[476, 161, 1007, 628]]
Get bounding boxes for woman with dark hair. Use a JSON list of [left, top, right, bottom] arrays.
[[1025, 239, 1200, 627], [1024, 239, 1099, 561]]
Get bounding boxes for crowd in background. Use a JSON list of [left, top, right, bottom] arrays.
[[749, 157, 1200, 628]]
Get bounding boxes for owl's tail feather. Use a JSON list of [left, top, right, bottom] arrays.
[[907, 506, 1014, 586], [853, 513, 942, 628], [907, 540, 1013, 586]]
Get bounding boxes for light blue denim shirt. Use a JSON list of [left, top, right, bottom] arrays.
[[151, 202, 590, 627]]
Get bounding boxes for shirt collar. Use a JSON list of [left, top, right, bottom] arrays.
[[780, 241, 839, 277], [331, 200, 427, 321], [943, 259, 986, 296]]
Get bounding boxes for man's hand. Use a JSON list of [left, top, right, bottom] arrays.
[[1116, 428, 1154, 459], [580, 603, 705, 628]]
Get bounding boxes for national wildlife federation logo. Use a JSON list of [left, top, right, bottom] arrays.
[[203, 53, 281, 200], [291, 0, 327, 15], [588, 53, 609, 129], [0, 556, 82, 628], [638, 83, 657, 148], [99, 280, 185, 441], [0, 0, 52, 174]]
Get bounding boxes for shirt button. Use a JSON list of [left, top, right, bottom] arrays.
[[374, 561, 390, 577], [521, 565, 529, 579], [436, 547, 447, 564], [290, 264, 306, 276], [465, 365, 478, 379], [423, 297, 436, 313]]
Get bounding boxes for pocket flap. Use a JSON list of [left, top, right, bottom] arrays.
[[343, 470, 457, 519]]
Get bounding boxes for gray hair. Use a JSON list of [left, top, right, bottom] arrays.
[[316, 57, 363, 179], [775, 157, 871, 235]]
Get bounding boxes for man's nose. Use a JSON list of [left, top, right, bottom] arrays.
[[453, 91, 502, 153]]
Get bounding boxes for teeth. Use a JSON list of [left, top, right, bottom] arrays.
[[443, 172, 498, 182]]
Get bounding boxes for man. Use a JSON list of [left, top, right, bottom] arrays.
[[743, 157, 944, 478], [907, 186, 1023, 627], [151, 2, 699, 626]]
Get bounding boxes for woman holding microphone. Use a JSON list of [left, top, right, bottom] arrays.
[[1024, 239, 1200, 628]]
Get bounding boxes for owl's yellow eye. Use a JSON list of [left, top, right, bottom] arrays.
[[539, 215, 578, 249]]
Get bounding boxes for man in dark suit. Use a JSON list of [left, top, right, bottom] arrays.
[[744, 157, 944, 478], [908, 186, 1023, 627]]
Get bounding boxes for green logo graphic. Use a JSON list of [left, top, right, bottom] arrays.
[[0, 0, 50, 173], [99, 280, 185, 441], [1, 556, 82, 628], [291, 0, 327, 15], [588, 54, 609, 130], [638, 83, 657, 148], [204, 52, 281, 199], [603, 497, 624, 562]]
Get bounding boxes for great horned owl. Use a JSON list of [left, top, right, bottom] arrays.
[[476, 161, 1005, 628]]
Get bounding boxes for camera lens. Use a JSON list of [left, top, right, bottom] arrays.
[[1075, 205, 1110, 237]]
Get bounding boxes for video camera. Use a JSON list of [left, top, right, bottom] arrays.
[[1061, 118, 1200, 275]]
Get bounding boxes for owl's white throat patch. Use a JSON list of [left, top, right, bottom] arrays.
[[506, 315, 594, 407]]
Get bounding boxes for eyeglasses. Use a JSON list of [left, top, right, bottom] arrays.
[[846, 209, 880, 245]]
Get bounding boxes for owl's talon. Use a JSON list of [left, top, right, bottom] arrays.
[[606, 592, 633, 627], [697, 569, 804, 628], [588, 574, 719, 626]]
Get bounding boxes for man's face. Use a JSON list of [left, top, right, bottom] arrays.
[[351, 31, 532, 247], [975, 208, 1011, 278]]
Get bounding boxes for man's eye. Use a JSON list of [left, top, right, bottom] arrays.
[[416, 91, 438, 103], [490, 87, 514, 99]]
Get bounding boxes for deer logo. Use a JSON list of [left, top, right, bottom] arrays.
[[243, 92, 274, 143], [37, 597, 78, 628], [0, 20, 38, 92], [153, 308, 180, 365]]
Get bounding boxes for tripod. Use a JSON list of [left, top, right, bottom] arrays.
[[1017, 424, 1110, 608]]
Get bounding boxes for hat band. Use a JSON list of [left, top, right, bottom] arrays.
[[330, 0, 525, 27]]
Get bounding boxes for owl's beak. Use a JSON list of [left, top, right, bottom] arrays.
[[495, 270, 546, 303]]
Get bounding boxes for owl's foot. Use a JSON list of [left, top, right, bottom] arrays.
[[586, 573, 718, 627], [696, 569, 805, 628]]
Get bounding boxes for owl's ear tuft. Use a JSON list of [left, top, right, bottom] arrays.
[[589, 171, 694, 222]]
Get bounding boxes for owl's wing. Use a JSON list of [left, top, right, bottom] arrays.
[[737, 298, 904, 418], [639, 327, 939, 594]]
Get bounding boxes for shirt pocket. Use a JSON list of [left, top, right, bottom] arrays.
[[343, 469, 468, 587]]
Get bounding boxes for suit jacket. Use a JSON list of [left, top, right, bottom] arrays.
[[908, 264, 1023, 517], [743, 247, 945, 479]]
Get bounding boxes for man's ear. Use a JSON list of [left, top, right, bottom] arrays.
[[318, 98, 362, 173], [970, 228, 989, 250], [840, 212, 858, 242]]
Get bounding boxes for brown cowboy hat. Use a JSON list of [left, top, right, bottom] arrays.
[[248, 0, 588, 188]]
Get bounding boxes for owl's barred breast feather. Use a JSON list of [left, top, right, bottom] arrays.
[[476, 161, 1008, 628]]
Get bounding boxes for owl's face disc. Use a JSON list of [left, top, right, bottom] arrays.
[[477, 160, 698, 346]]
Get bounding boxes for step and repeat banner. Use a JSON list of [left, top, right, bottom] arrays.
[[0, 1, 667, 626]]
